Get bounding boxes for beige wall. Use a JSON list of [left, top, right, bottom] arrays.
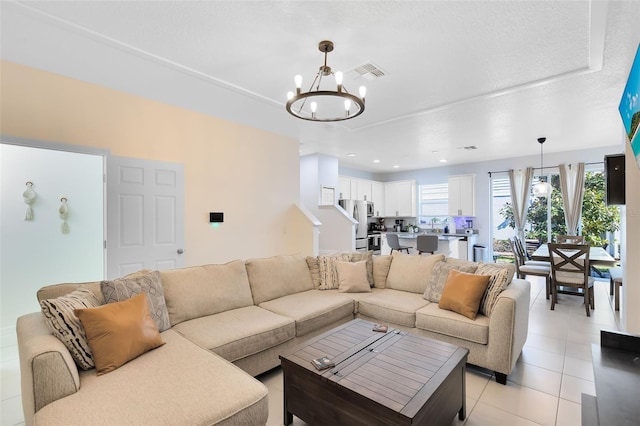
[[0, 60, 310, 266]]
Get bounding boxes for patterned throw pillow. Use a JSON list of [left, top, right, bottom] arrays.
[[424, 261, 478, 303], [101, 270, 171, 332], [348, 250, 374, 287], [306, 256, 321, 289], [40, 287, 102, 370], [475, 263, 513, 317], [317, 253, 352, 290]]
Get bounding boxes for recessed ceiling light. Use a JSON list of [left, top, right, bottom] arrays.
[[347, 153, 356, 157], [393, 165, 399, 168], [439, 159, 447, 163], [373, 159, 380, 163]]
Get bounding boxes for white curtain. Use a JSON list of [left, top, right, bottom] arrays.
[[508, 168, 534, 245], [559, 163, 585, 235]]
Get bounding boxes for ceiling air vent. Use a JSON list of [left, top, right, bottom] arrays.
[[351, 62, 387, 81], [457, 146, 478, 150]]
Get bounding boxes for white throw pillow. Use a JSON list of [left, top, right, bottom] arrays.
[[335, 261, 372, 293]]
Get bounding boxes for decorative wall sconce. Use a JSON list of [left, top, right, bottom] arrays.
[[59, 197, 70, 234], [23, 181, 36, 221]]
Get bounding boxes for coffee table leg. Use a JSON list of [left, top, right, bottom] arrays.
[[458, 363, 466, 420], [284, 409, 293, 426], [283, 376, 293, 425]]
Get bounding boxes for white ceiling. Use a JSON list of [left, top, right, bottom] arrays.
[[1, 1, 639, 172]]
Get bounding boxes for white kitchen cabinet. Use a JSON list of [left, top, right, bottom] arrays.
[[448, 175, 476, 216], [384, 180, 417, 217], [371, 181, 385, 217], [338, 176, 351, 200], [356, 179, 372, 201]]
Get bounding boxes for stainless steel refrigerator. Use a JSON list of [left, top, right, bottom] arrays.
[[338, 199, 368, 252]]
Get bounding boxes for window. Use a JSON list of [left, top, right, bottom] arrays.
[[490, 175, 517, 262], [490, 164, 621, 263], [418, 183, 448, 226]]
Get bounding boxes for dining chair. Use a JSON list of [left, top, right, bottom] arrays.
[[556, 235, 585, 244], [386, 233, 410, 254], [548, 243, 595, 317], [510, 237, 552, 299], [416, 234, 438, 255]]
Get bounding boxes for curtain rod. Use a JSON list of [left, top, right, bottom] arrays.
[[487, 161, 603, 176]]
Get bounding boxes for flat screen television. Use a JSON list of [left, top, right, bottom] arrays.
[[618, 43, 640, 169]]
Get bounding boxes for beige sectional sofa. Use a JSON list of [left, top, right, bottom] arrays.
[[17, 252, 530, 426]]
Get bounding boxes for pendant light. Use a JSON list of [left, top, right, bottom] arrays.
[[532, 137, 552, 197]]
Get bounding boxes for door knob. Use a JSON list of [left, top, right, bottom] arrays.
[[177, 248, 184, 254]]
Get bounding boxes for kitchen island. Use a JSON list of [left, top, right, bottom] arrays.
[[381, 232, 477, 260]]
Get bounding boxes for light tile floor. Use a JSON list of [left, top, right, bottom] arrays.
[[0, 276, 621, 426]]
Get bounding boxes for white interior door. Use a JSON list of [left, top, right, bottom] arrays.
[[107, 156, 184, 279]]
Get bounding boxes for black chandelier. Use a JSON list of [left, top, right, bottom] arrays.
[[286, 40, 366, 122]]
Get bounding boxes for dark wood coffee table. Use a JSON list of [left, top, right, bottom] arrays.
[[279, 319, 468, 426]]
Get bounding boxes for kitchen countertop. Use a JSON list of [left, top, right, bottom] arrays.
[[371, 231, 475, 239]]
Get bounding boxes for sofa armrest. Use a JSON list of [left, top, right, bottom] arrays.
[[17, 312, 80, 425], [487, 278, 530, 375]]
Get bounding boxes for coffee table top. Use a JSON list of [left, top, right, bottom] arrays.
[[280, 319, 468, 416]]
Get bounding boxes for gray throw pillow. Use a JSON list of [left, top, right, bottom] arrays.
[[424, 261, 478, 303], [101, 270, 171, 332]]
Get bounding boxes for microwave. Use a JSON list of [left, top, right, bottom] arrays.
[[366, 201, 374, 217]]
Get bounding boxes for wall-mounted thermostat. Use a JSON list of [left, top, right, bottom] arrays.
[[209, 212, 224, 223]]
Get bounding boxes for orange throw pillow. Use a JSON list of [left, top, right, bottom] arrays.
[[438, 269, 491, 320], [75, 293, 164, 375]]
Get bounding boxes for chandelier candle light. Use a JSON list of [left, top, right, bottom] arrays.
[[286, 40, 366, 122], [532, 137, 552, 197]]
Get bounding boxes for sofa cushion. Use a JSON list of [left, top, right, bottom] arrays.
[[335, 288, 384, 314], [336, 261, 372, 293], [372, 255, 392, 288], [357, 289, 430, 327], [39, 287, 102, 370], [33, 330, 268, 426], [75, 294, 164, 376], [424, 261, 478, 303], [259, 290, 354, 336], [415, 303, 490, 344], [348, 250, 374, 286], [317, 253, 352, 290], [161, 260, 254, 326], [438, 270, 491, 320], [172, 306, 295, 362], [101, 270, 171, 332], [246, 254, 314, 303], [475, 262, 515, 317], [386, 253, 445, 294]]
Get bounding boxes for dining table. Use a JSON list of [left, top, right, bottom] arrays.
[[531, 243, 617, 276]]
